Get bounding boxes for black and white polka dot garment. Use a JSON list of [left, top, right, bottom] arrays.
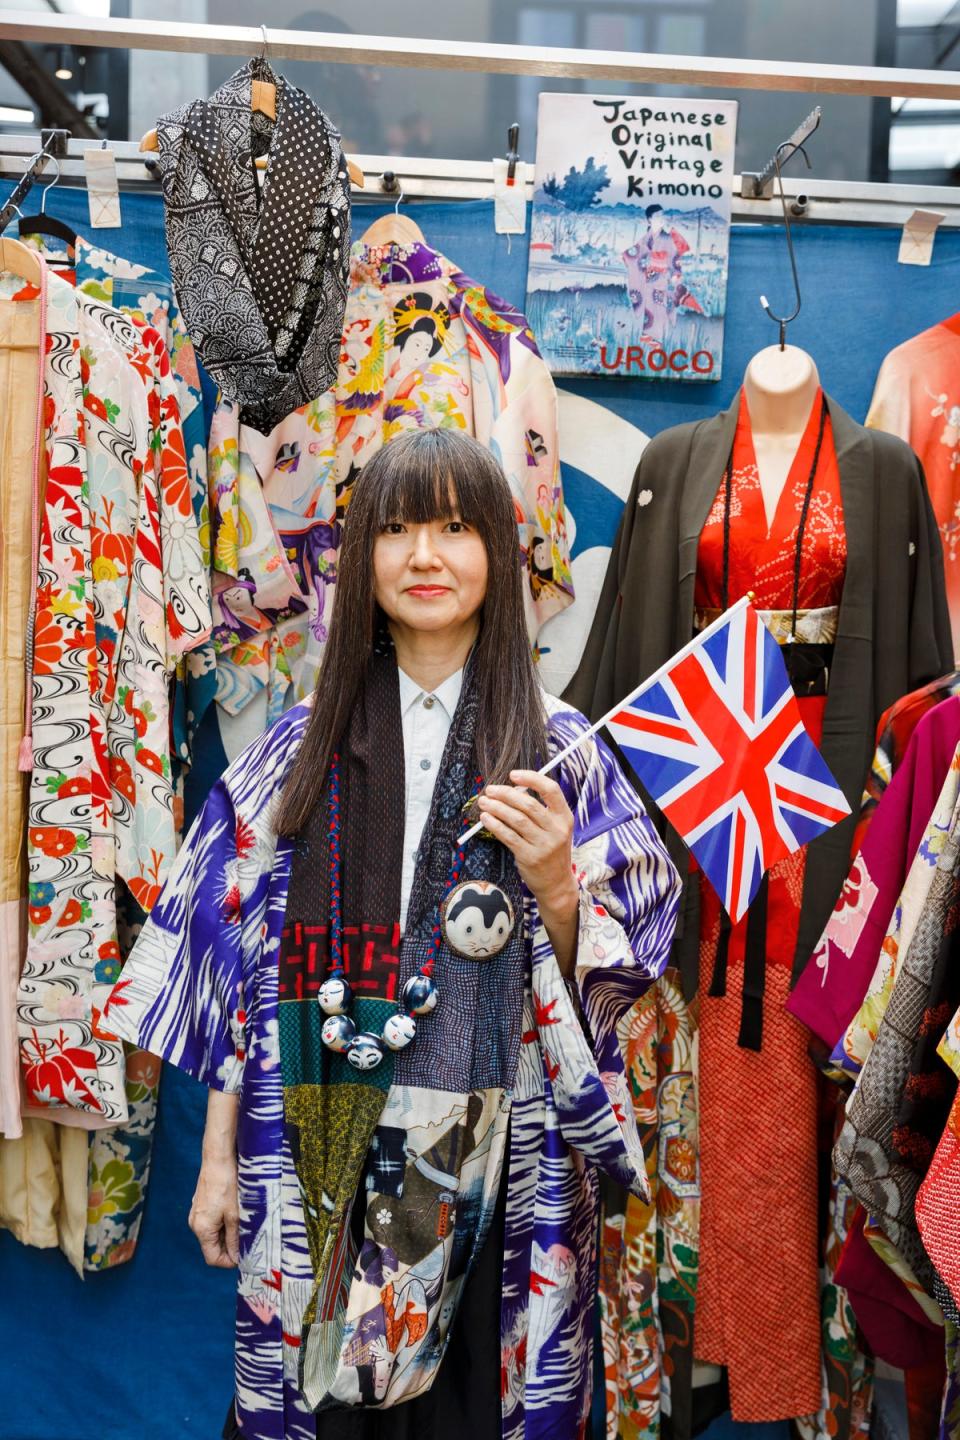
[[156, 57, 351, 436]]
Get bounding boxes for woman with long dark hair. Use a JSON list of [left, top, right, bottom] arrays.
[[104, 429, 679, 1440]]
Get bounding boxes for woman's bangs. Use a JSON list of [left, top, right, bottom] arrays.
[[374, 444, 485, 528]]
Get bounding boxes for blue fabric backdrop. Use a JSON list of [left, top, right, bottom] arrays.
[[1, 181, 956, 1440]]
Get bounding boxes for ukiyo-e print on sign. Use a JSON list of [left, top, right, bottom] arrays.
[[208, 237, 573, 721], [104, 692, 680, 1440]]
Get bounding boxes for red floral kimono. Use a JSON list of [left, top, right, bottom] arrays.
[[693, 391, 846, 1421]]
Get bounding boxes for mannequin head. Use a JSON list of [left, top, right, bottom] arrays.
[[744, 343, 818, 398], [743, 344, 820, 434]]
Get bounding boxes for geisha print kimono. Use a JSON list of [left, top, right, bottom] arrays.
[[104, 688, 679, 1440]]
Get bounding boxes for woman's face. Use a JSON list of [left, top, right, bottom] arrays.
[[373, 507, 488, 638], [399, 329, 434, 367]]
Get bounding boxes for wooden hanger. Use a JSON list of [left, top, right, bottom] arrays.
[[0, 236, 45, 289], [359, 205, 426, 250], [139, 75, 365, 189]]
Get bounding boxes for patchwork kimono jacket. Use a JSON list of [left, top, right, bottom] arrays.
[[104, 692, 680, 1440]]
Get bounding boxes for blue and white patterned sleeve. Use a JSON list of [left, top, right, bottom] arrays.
[[103, 777, 250, 1091], [529, 700, 681, 1197]]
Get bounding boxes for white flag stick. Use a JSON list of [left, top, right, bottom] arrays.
[[456, 595, 752, 846]]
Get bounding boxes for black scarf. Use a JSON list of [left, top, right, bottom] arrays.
[[278, 641, 526, 1408], [156, 57, 351, 435]]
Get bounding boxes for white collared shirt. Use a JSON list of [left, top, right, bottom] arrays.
[[397, 665, 464, 932]]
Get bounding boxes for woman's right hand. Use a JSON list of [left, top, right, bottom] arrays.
[[190, 1087, 241, 1267], [189, 1154, 240, 1267]]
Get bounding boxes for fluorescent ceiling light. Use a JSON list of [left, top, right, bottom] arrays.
[[0, 105, 34, 125], [893, 95, 960, 112], [897, 0, 956, 22], [890, 123, 960, 168]]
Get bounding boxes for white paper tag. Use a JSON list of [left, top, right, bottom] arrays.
[[493, 157, 527, 235], [84, 147, 121, 229], [898, 208, 945, 266]]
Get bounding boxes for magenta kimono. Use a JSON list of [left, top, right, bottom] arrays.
[[104, 692, 680, 1439]]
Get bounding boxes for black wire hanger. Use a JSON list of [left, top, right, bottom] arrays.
[[759, 138, 812, 351], [18, 151, 77, 250]]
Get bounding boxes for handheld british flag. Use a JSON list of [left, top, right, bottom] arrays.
[[601, 596, 850, 922], [458, 596, 851, 923]]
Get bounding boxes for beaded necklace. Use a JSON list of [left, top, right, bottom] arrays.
[[318, 752, 484, 1071]]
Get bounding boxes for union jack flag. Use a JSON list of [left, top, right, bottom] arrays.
[[604, 598, 850, 923]]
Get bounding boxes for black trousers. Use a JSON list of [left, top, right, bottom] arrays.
[[223, 1166, 506, 1440]]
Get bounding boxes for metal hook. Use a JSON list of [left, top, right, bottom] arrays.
[[39, 152, 61, 214], [759, 139, 811, 351], [394, 186, 405, 216], [259, 24, 269, 59]]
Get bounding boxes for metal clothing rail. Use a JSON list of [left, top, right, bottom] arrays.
[[3, 8, 960, 102], [2, 134, 960, 231]]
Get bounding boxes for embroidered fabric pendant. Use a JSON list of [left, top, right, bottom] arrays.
[[441, 880, 515, 960]]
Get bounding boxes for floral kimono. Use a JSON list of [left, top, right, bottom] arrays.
[[16, 272, 211, 1141], [789, 698, 960, 1066], [868, 317, 960, 655], [70, 237, 215, 1270], [30, 231, 217, 762], [104, 692, 679, 1440], [208, 238, 573, 722]]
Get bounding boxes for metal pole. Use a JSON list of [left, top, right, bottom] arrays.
[[1, 9, 960, 102]]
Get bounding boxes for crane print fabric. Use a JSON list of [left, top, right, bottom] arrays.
[[103, 692, 680, 1440]]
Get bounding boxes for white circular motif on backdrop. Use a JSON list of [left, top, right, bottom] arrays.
[[537, 389, 649, 698]]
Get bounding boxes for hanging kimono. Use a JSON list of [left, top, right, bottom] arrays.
[[27, 231, 217, 761], [868, 317, 960, 656], [918, 1008, 960, 1312], [566, 390, 952, 1440], [802, 740, 960, 1376], [0, 239, 213, 1270], [0, 263, 45, 1140], [832, 740, 960, 1086], [789, 698, 960, 1065], [834, 791, 960, 1313], [208, 238, 573, 721], [0, 260, 92, 1278], [67, 236, 216, 1271], [16, 273, 211, 1144], [857, 674, 960, 847], [102, 693, 679, 1440]]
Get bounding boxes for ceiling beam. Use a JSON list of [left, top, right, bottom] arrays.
[[0, 39, 97, 136]]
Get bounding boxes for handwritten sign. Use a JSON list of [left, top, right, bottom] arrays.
[[527, 93, 738, 380]]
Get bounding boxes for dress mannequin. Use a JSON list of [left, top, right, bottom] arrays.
[[743, 344, 821, 528]]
